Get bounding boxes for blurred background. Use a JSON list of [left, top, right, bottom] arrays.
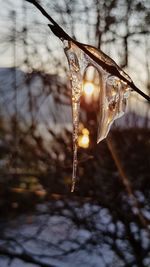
[[0, 0, 150, 266]]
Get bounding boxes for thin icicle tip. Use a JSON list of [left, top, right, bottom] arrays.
[[71, 179, 76, 192]]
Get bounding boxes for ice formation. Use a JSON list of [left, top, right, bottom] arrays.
[[64, 40, 131, 191]]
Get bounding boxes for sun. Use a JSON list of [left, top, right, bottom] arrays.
[[78, 128, 90, 149], [83, 82, 94, 96]]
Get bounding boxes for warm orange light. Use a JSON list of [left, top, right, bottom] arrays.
[[83, 82, 94, 96], [78, 128, 90, 149]]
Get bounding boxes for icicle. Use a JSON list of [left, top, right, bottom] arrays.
[[64, 40, 131, 191], [64, 41, 86, 192], [97, 74, 131, 142]]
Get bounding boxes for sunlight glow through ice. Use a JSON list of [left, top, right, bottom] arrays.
[[64, 40, 131, 192]]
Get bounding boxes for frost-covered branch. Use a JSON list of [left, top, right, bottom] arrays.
[[25, 0, 150, 102]]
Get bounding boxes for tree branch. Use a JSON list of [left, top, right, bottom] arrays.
[[0, 247, 56, 267], [25, 0, 150, 102]]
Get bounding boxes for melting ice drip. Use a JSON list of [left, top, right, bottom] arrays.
[[64, 40, 131, 192]]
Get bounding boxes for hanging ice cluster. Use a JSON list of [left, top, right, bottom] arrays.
[[64, 40, 131, 191]]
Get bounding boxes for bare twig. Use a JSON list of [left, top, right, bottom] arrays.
[[0, 247, 56, 267], [25, 0, 150, 102]]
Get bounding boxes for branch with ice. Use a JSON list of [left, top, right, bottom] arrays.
[[25, 0, 150, 192], [25, 0, 150, 102]]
